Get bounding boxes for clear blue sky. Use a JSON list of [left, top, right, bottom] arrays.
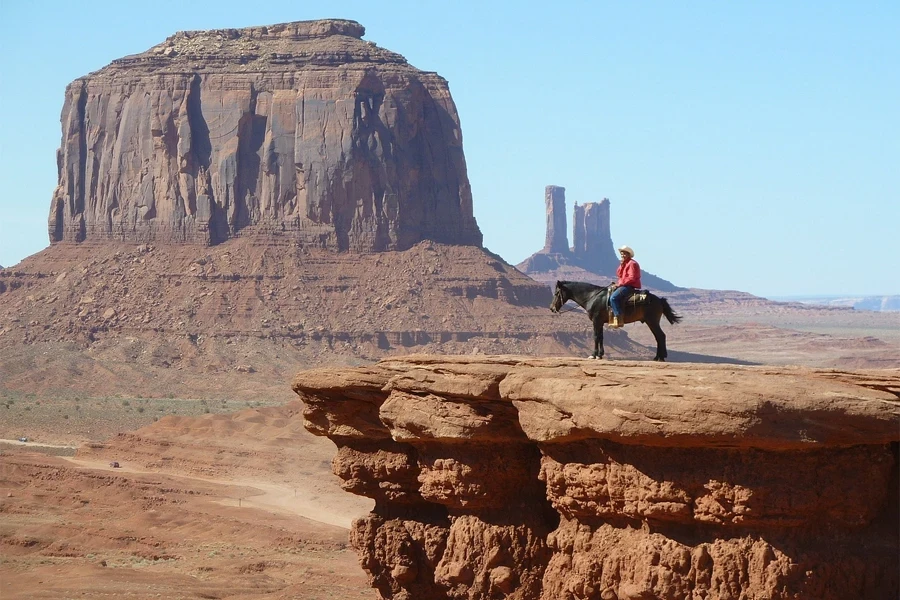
[[1, 1, 897, 297]]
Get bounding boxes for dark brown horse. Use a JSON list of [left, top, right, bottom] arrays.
[[550, 280, 682, 361]]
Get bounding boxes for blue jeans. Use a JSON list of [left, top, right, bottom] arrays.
[[609, 286, 634, 317]]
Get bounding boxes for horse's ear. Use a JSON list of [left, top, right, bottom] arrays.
[[555, 280, 561, 288]]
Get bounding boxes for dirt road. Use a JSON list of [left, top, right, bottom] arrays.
[[64, 457, 369, 528]]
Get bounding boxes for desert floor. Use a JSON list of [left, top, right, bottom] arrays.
[[1, 303, 897, 599], [1, 397, 376, 599]]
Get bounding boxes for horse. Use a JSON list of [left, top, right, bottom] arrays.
[[550, 280, 682, 361]]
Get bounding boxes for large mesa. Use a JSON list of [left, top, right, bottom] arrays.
[[48, 19, 482, 251]]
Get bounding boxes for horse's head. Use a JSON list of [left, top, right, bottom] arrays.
[[550, 281, 568, 313]]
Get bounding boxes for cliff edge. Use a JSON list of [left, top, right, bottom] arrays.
[[293, 356, 899, 600]]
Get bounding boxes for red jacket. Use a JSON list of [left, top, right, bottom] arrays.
[[617, 259, 641, 289]]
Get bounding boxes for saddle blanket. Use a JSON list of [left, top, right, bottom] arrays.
[[625, 290, 650, 305]]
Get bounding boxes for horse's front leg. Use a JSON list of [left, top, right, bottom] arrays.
[[591, 318, 605, 359]]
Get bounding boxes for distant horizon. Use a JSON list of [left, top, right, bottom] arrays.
[[768, 293, 900, 301], [2, 2, 897, 298]]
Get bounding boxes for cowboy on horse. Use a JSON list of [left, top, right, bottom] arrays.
[[549, 245, 682, 360]]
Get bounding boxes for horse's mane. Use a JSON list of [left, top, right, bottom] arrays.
[[558, 280, 607, 293]]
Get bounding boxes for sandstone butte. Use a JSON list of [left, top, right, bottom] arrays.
[[293, 355, 900, 600], [3, 18, 618, 376], [48, 19, 482, 252]]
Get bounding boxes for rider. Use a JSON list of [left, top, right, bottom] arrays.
[[609, 245, 641, 328]]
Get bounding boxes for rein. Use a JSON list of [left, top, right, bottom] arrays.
[[554, 305, 583, 314]]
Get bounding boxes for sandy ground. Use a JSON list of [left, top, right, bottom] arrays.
[[0, 403, 376, 600], [65, 457, 360, 529]]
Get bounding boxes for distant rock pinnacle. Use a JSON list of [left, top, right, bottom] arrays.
[[518, 185, 681, 291]]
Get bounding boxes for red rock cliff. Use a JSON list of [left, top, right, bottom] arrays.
[[48, 19, 482, 251], [293, 356, 899, 600]]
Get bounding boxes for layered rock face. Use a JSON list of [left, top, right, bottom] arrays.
[[293, 356, 900, 600], [3, 238, 670, 404], [48, 19, 482, 251]]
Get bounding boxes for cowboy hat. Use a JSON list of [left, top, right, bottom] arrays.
[[618, 245, 634, 257]]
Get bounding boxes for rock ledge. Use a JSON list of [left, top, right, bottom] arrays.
[[293, 355, 899, 599]]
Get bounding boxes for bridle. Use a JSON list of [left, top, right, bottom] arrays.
[[550, 288, 581, 314]]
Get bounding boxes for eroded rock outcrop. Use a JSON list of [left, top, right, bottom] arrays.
[[572, 199, 619, 274], [518, 186, 679, 292], [293, 356, 900, 600], [48, 19, 481, 251]]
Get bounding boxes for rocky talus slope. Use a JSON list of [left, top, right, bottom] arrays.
[[293, 355, 900, 600], [49, 19, 481, 251], [0, 240, 652, 400]]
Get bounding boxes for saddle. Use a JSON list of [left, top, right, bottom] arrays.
[[607, 288, 650, 325], [606, 286, 650, 306]]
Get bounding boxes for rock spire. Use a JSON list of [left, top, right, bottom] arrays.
[[518, 186, 680, 291], [542, 185, 568, 253], [572, 198, 619, 272]]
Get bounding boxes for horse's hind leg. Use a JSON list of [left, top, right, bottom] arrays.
[[647, 318, 667, 361], [591, 318, 605, 359]]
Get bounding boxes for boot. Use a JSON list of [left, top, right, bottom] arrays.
[[610, 315, 622, 328]]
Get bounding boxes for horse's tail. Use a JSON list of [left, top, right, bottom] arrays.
[[660, 298, 683, 325]]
